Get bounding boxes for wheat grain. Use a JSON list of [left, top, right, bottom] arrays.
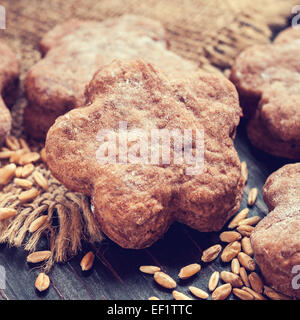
[[172, 290, 193, 300], [212, 283, 232, 300], [26, 250, 51, 263], [208, 271, 220, 292], [232, 288, 254, 300], [201, 244, 222, 262], [178, 263, 201, 279], [35, 273, 50, 292], [139, 265, 161, 274], [239, 267, 250, 287], [237, 225, 254, 237], [40, 148, 47, 164], [9, 149, 27, 164], [0, 208, 17, 221], [189, 286, 209, 299], [248, 272, 263, 294], [219, 231, 241, 242], [238, 216, 261, 227], [29, 215, 48, 233], [241, 237, 253, 256], [5, 135, 20, 150], [247, 188, 258, 206], [19, 188, 39, 203], [231, 258, 240, 274], [0, 163, 16, 185], [228, 208, 249, 229], [20, 163, 35, 178], [241, 161, 248, 183], [14, 178, 33, 189], [220, 271, 243, 287], [154, 272, 176, 289], [19, 152, 40, 165], [221, 241, 241, 262], [80, 251, 95, 271], [33, 171, 49, 190], [238, 252, 256, 271]]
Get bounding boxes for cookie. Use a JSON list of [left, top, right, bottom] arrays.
[[230, 28, 300, 159], [24, 15, 197, 140], [274, 27, 300, 44], [45, 59, 244, 249], [0, 43, 20, 144], [251, 163, 300, 299]]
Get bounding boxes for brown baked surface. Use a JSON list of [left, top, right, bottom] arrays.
[[45, 59, 244, 249], [24, 15, 198, 140], [274, 27, 300, 44], [0, 42, 20, 144], [230, 28, 300, 159], [251, 163, 300, 298]]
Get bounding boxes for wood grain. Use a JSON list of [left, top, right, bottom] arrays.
[[0, 123, 293, 300]]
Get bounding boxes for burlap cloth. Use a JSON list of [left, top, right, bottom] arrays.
[[0, 0, 297, 270]]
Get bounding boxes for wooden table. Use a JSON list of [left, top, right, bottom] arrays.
[[0, 121, 291, 300]]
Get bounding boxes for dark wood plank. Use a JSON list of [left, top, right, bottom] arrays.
[[66, 247, 132, 300], [98, 241, 171, 300], [0, 98, 296, 300], [0, 244, 60, 300]]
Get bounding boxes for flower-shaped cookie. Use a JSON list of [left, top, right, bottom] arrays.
[[45, 59, 244, 249], [0, 43, 19, 144], [231, 28, 300, 159], [251, 163, 300, 298], [24, 15, 197, 140]]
